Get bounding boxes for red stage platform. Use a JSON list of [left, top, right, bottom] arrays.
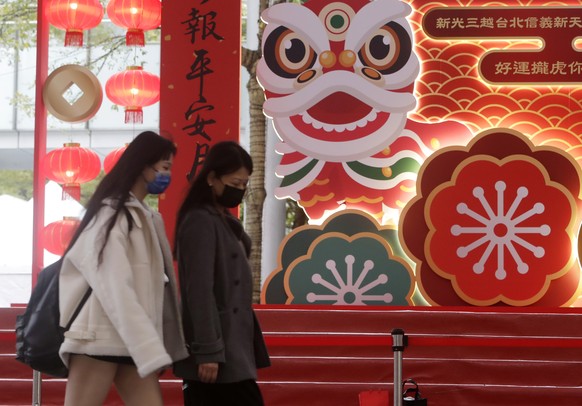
[[257, 305, 582, 406], [2, 305, 582, 405]]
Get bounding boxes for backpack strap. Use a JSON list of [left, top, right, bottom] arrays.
[[64, 288, 93, 331]]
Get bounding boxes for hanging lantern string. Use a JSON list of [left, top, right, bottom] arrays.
[[127, 28, 145, 47], [105, 66, 160, 124], [44, 143, 101, 201], [133, 46, 138, 69], [46, 0, 104, 47], [65, 29, 84, 47], [125, 106, 143, 125], [106, 0, 162, 47], [132, 49, 138, 128]]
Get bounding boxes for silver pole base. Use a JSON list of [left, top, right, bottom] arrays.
[[32, 370, 42, 406]]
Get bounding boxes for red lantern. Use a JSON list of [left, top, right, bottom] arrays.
[[105, 66, 160, 124], [47, 0, 104, 47], [103, 144, 128, 174], [43, 217, 81, 256], [106, 0, 162, 46], [44, 143, 101, 200]]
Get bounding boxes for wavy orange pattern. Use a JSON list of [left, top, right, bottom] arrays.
[[408, 0, 582, 161]]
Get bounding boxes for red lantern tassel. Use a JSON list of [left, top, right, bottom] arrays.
[[62, 183, 81, 201], [65, 30, 84, 47], [125, 107, 143, 124], [126, 29, 145, 47]]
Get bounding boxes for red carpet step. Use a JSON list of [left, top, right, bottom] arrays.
[[3, 306, 582, 405], [255, 305, 582, 406]]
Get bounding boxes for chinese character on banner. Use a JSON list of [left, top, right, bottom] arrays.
[[159, 1, 241, 242]]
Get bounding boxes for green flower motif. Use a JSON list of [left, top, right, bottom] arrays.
[[285, 232, 414, 305]]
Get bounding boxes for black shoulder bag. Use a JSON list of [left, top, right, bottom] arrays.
[[15, 259, 92, 378]]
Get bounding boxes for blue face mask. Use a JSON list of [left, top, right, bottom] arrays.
[[147, 171, 171, 194]]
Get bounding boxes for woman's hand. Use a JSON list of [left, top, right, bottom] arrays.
[[198, 362, 219, 383]]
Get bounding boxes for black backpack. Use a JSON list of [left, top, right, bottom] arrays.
[[15, 259, 91, 377]]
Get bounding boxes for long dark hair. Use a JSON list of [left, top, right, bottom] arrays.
[[65, 131, 177, 263], [174, 141, 253, 254]]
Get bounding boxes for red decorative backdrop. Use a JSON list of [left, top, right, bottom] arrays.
[[407, 0, 582, 162], [406, 0, 582, 305]]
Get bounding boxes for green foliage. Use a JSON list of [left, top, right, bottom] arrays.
[[0, 0, 37, 55], [1, 0, 153, 119], [0, 170, 159, 212], [10, 92, 35, 118], [79, 173, 103, 206], [1, 0, 146, 72], [286, 199, 307, 233], [241, 1, 248, 44], [0, 170, 34, 200], [0, 170, 104, 206]]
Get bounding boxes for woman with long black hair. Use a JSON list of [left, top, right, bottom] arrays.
[[58, 131, 188, 406], [173, 141, 270, 406]]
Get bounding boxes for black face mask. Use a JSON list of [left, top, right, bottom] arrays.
[[216, 184, 245, 208]]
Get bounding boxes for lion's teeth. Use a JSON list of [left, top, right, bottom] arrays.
[[301, 109, 379, 132]]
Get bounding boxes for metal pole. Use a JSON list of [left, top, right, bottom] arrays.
[[32, 0, 49, 402], [392, 328, 408, 406], [33, 0, 49, 288], [32, 370, 41, 406]]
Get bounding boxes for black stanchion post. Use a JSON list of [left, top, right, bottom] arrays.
[[392, 328, 408, 406]]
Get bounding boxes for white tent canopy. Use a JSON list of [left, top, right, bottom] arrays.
[[0, 181, 83, 307]]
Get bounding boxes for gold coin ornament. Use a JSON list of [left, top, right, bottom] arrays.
[[43, 64, 103, 123]]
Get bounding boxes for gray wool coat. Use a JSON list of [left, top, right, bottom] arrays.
[[173, 205, 270, 383]]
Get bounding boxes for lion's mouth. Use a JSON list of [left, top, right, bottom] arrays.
[[306, 92, 373, 125], [287, 91, 390, 141]]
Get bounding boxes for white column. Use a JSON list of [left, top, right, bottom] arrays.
[[245, 0, 260, 51], [240, 0, 258, 149], [261, 122, 286, 287]]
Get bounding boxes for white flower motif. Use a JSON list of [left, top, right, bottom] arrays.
[[450, 181, 550, 280], [306, 254, 393, 304]]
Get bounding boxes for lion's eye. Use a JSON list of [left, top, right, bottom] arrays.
[[358, 22, 412, 75], [264, 26, 317, 79]]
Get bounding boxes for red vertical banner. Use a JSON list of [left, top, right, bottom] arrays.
[[159, 1, 242, 244]]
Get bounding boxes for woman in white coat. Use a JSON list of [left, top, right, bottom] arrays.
[[58, 131, 188, 406]]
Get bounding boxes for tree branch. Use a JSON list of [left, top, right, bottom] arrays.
[[241, 47, 260, 75]]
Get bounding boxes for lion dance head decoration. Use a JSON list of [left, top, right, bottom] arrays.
[[257, 0, 472, 224]]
